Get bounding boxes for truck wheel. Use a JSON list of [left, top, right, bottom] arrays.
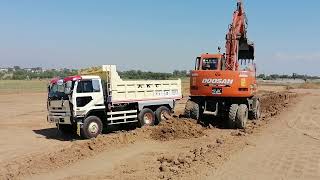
[[228, 104, 239, 128], [138, 108, 156, 127], [249, 100, 261, 120], [57, 124, 74, 134], [236, 104, 248, 129], [81, 116, 103, 139], [184, 100, 201, 120], [155, 106, 171, 124]]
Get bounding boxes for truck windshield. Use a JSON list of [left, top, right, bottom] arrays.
[[48, 82, 69, 100], [202, 58, 218, 70]]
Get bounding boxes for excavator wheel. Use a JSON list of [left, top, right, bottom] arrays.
[[184, 100, 201, 120], [249, 99, 261, 120], [236, 104, 248, 129], [228, 104, 239, 128]]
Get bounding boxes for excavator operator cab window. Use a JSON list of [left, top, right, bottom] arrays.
[[202, 58, 218, 70]]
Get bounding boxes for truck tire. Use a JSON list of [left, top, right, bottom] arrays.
[[57, 124, 74, 134], [155, 106, 171, 124], [138, 108, 156, 127], [228, 104, 239, 128], [249, 99, 261, 120], [81, 116, 103, 139], [184, 100, 201, 120], [236, 104, 248, 129]]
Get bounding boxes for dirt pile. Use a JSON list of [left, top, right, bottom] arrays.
[[157, 144, 216, 179], [0, 130, 149, 180], [155, 136, 234, 180], [260, 91, 297, 118], [150, 118, 205, 141], [0, 118, 205, 179]]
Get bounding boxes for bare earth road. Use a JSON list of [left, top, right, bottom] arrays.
[[208, 89, 320, 180], [0, 93, 67, 163], [1, 88, 319, 180]]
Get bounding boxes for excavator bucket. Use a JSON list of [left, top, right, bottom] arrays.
[[238, 38, 254, 60]]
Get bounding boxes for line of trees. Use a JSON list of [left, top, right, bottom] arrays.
[[1, 68, 319, 81], [0, 69, 78, 80], [257, 73, 320, 80], [118, 70, 188, 80], [0, 69, 189, 80]]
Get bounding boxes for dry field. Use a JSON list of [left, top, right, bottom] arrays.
[[0, 80, 319, 180]]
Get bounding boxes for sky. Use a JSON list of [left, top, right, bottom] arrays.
[[0, 0, 319, 75]]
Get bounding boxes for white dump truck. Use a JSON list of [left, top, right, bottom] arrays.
[[47, 65, 182, 139]]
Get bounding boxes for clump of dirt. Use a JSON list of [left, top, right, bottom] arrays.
[[157, 146, 211, 179], [156, 137, 230, 180], [150, 118, 205, 141]]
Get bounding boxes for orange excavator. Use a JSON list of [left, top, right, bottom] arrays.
[[184, 0, 260, 129]]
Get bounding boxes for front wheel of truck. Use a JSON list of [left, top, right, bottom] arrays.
[[81, 116, 103, 139]]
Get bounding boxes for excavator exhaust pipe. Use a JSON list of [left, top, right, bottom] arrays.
[[238, 38, 255, 60]]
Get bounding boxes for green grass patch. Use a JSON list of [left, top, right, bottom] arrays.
[[0, 80, 48, 93]]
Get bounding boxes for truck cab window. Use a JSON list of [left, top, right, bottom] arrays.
[[92, 79, 101, 92], [77, 80, 100, 93]]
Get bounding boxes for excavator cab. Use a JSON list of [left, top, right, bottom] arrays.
[[195, 54, 225, 71]]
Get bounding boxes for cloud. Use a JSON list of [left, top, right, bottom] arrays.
[[274, 52, 320, 61]]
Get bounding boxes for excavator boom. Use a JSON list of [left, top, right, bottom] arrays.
[[225, 0, 254, 71]]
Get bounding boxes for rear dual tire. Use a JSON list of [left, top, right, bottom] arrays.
[[155, 106, 171, 123], [138, 108, 156, 127], [228, 104, 238, 128], [228, 104, 248, 129]]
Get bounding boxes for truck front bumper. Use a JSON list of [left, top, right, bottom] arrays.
[[47, 112, 72, 125]]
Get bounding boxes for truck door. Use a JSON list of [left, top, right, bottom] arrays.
[[72, 79, 105, 117]]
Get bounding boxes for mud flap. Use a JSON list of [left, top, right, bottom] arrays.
[[77, 122, 83, 137]]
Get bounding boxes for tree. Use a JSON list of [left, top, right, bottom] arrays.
[[257, 74, 265, 79]]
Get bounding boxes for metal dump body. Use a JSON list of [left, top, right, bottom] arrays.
[[102, 65, 182, 104]]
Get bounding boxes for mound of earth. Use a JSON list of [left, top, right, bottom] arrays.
[[150, 118, 205, 141], [260, 91, 297, 118]]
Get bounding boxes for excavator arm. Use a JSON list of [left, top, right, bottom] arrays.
[[225, 0, 254, 71]]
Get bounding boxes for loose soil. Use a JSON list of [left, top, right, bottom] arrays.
[[1, 87, 319, 180]]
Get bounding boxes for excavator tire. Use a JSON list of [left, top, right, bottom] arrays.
[[236, 104, 248, 129], [249, 99, 261, 120], [184, 100, 200, 120], [228, 104, 239, 128]]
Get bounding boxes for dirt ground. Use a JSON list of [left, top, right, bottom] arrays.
[[0, 85, 319, 180]]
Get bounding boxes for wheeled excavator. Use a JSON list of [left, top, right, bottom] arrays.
[[184, 0, 260, 129]]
